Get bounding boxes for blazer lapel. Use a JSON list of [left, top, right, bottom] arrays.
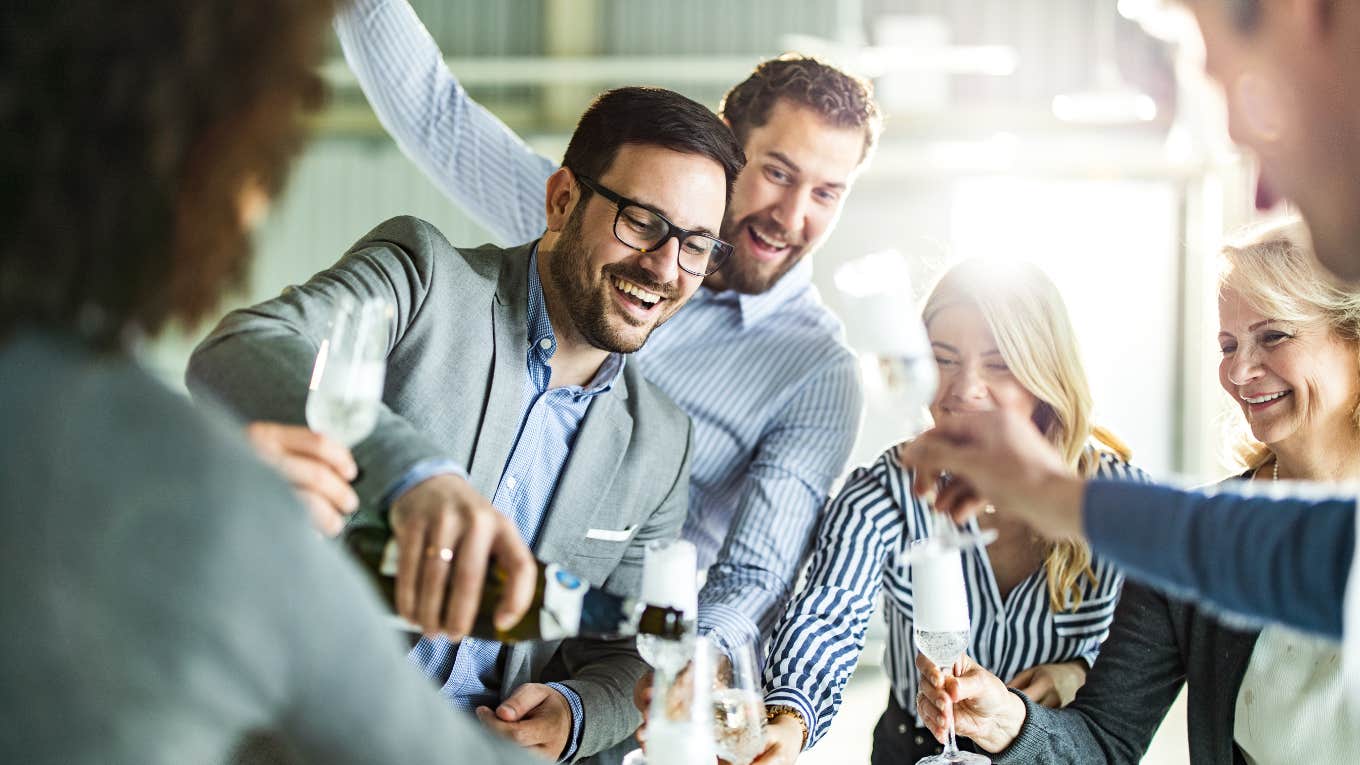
[[465, 244, 534, 496], [533, 380, 632, 563]]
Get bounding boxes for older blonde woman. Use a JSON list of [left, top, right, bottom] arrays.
[[756, 259, 1147, 764], [915, 218, 1360, 764]]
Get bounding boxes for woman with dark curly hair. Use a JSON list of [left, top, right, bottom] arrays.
[[0, 2, 533, 762]]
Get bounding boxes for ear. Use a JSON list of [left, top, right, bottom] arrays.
[[544, 167, 579, 233]]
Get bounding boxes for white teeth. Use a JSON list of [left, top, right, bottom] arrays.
[[612, 276, 660, 306], [1243, 391, 1291, 404], [749, 226, 789, 249]]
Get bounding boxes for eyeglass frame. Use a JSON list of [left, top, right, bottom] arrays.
[[570, 171, 734, 277]]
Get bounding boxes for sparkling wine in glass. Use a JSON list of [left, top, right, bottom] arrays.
[[637, 540, 699, 682], [626, 636, 719, 765], [711, 639, 766, 765], [305, 297, 391, 447], [910, 540, 989, 765]]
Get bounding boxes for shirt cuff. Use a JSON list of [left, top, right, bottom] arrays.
[[381, 458, 467, 511], [545, 682, 585, 762], [696, 601, 763, 664], [763, 687, 818, 749]]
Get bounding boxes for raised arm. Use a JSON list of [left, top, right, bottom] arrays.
[[334, 0, 555, 244], [699, 357, 862, 657]]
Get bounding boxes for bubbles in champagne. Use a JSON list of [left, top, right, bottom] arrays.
[[305, 391, 380, 448], [638, 632, 695, 679], [914, 628, 971, 667], [712, 687, 765, 765]]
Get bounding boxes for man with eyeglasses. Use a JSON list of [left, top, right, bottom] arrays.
[[186, 86, 744, 763], [327, 0, 879, 687]]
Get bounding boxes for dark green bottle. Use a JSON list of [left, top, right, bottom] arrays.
[[343, 526, 686, 643]]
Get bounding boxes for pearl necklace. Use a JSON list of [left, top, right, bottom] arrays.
[[1273, 458, 1279, 482]]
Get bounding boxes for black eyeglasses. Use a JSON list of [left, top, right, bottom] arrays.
[[573, 173, 734, 277]]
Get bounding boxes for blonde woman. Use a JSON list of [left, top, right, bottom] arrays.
[[756, 259, 1147, 764], [914, 218, 1360, 764]]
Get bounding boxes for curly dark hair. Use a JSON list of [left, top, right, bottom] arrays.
[[718, 53, 882, 163], [0, 0, 339, 347]]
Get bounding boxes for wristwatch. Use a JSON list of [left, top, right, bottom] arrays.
[[764, 704, 809, 749]]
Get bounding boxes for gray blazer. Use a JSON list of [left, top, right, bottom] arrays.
[[187, 215, 693, 760]]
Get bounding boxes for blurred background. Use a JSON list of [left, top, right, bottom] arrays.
[[144, 3, 1276, 761]]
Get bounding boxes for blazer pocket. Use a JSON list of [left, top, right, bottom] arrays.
[[585, 524, 637, 543]]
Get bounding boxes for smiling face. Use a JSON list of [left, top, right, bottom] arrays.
[[706, 99, 865, 295], [542, 143, 726, 353], [1217, 287, 1360, 452], [926, 301, 1041, 427]]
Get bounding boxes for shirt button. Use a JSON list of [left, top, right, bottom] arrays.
[[914, 734, 925, 746], [538, 338, 552, 350], [506, 476, 518, 490], [897, 723, 908, 735]]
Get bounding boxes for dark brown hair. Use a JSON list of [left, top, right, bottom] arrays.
[[561, 86, 745, 206], [0, 0, 338, 347], [719, 53, 882, 163]]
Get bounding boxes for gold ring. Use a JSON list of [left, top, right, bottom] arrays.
[[425, 546, 454, 562]]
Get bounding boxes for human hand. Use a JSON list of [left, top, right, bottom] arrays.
[[895, 408, 1085, 538], [632, 671, 653, 747], [1008, 660, 1087, 709], [750, 712, 805, 765], [245, 421, 358, 536], [915, 652, 1027, 754], [476, 683, 572, 760], [388, 473, 536, 637]]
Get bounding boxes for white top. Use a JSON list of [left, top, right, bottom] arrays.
[[1234, 625, 1360, 764]]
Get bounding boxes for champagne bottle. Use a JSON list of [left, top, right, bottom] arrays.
[[343, 526, 687, 643]]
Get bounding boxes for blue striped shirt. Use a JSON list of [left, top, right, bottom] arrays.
[[336, 0, 864, 657], [405, 250, 619, 760], [763, 447, 1149, 747]]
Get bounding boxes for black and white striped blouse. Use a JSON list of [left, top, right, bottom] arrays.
[[764, 446, 1149, 746]]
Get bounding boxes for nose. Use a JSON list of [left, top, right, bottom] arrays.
[[1226, 346, 1264, 387], [637, 234, 682, 285], [942, 363, 989, 403], [770, 188, 809, 238]]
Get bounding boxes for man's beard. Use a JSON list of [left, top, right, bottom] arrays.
[[714, 212, 809, 295], [547, 208, 677, 354]]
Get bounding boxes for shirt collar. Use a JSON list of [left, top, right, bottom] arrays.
[[526, 245, 624, 397], [700, 256, 815, 328]]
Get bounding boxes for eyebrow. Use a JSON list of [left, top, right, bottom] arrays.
[[766, 151, 848, 191], [620, 191, 717, 238], [931, 342, 1003, 357]]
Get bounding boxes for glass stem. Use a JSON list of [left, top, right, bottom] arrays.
[[941, 662, 961, 757]]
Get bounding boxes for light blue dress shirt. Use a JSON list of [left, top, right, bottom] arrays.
[[393, 250, 620, 761]]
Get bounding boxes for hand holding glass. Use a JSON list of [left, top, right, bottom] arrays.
[[911, 540, 989, 765]]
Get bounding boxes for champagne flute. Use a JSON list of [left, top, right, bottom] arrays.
[[711, 639, 766, 765], [910, 540, 989, 765], [305, 296, 391, 447], [637, 540, 699, 681], [625, 636, 719, 765]]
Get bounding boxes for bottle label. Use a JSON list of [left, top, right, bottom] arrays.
[[539, 563, 586, 641]]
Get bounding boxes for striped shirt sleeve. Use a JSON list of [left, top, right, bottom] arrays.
[[762, 458, 908, 747], [334, 0, 555, 245], [700, 357, 863, 658]]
